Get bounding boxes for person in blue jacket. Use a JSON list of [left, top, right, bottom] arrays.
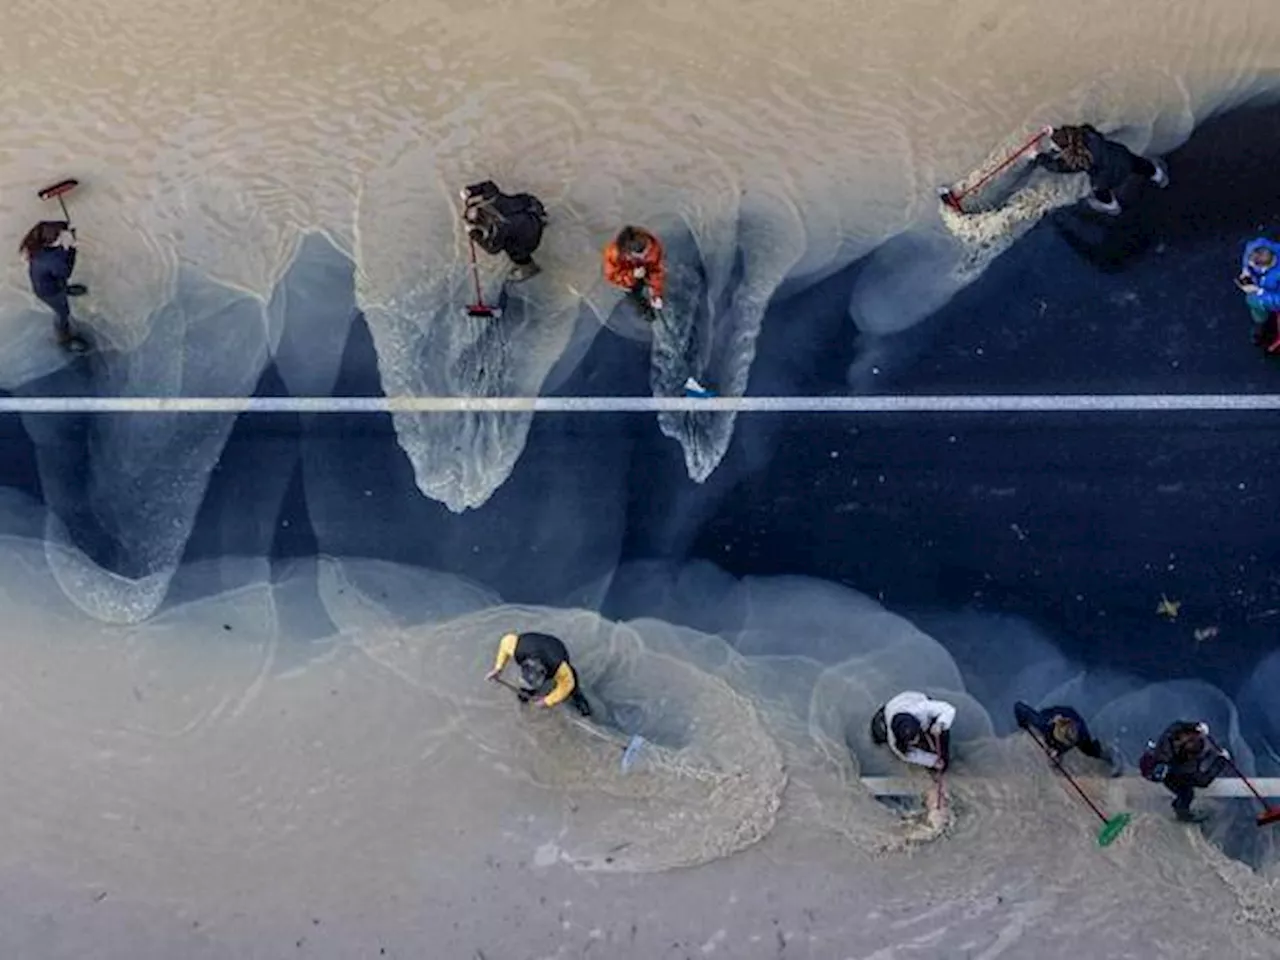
[[1032, 124, 1168, 216], [1236, 237, 1280, 353], [20, 220, 88, 351], [1014, 701, 1122, 776]]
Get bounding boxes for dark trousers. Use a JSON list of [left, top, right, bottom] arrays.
[[1164, 777, 1197, 814], [1163, 753, 1229, 813], [501, 216, 544, 266], [526, 665, 591, 716], [37, 292, 71, 338], [627, 284, 658, 322], [564, 665, 591, 716], [1091, 152, 1157, 205]]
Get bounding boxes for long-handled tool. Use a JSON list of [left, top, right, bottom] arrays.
[[464, 234, 500, 319], [1205, 734, 1280, 827], [36, 179, 88, 300], [1024, 728, 1131, 846], [489, 673, 645, 773], [939, 126, 1053, 214], [38, 178, 78, 222]]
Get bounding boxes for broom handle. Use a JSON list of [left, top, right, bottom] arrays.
[[1205, 734, 1271, 806], [467, 234, 486, 306], [491, 675, 523, 695], [1024, 728, 1109, 825], [950, 126, 1053, 203]]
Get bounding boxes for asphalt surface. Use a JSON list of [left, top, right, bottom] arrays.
[[0, 102, 1276, 738]]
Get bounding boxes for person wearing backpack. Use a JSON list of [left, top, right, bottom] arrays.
[[460, 180, 548, 283], [870, 691, 956, 772], [1140, 720, 1231, 823]]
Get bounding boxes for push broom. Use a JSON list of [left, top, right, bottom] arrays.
[[38, 177, 78, 220], [490, 674, 646, 773], [1025, 728, 1131, 847], [939, 126, 1053, 214], [36, 178, 90, 304], [1205, 734, 1280, 827], [464, 234, 500, 319]]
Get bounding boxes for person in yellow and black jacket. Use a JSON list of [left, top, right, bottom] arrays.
[[486, 631, 592, 716]]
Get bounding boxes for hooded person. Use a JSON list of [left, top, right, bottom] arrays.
[[1235, 238, 1280, 353], [870, 691, 956, 771], [603, 225, 665, 317], [1140, 720, 1232, 823], [461, 180, 548, 284], [1032, 124, 1168, 216], [1014, 701, 1123, 776], [19, 220, 89, 351], [485, 630, 591, 716]]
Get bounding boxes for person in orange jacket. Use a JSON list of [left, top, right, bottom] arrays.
[[603, 226, 665, 317]]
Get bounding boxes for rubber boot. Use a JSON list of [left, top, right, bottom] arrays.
[[1085, 194, 1122, 216], [1148, 158, 1169, 188], [54, 318, 87, 353], [1174, 805, 1208, 824], [507, 261, 541, 283]]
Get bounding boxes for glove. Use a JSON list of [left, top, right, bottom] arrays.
[[1196, 722, 1209, 736], [55, 230, 76, 250], [1218, 747, 1231, 760], [1151, 763, 1169, 782], [632, 266, 646, 279], [650, 296, 663, 311]]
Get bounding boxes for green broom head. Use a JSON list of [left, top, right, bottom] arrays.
[[1097, 812, 1132, 847]]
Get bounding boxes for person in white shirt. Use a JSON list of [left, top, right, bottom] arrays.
[[870, 691, 956, 771]]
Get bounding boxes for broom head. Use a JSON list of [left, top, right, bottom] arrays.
[[937, 186, 965, 213], [1097, 812, 1131, 847], [1257, 807, 1280, 827], [38, 179, 79, 200]]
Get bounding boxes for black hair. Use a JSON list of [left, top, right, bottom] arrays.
[[616, 226, 648, 255], [19, 221, 65, 257], [890, 713, 923, 748]]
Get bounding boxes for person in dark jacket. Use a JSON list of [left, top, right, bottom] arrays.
[[1141, 720, 1231, 823], [461, 180, 548, 283], [20, 220, 88, 351], [1033, 124, 1169, 216], [1014, 701, 1122, 776], [486, 630, 591, 716]]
